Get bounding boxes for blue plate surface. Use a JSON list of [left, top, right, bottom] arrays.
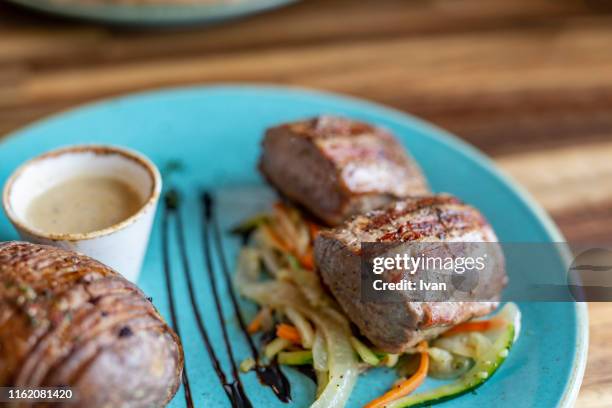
[[0, 85, 587, 407], [7, 0, 298, 25]]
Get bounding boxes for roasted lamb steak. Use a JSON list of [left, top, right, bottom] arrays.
[[314, 195, 507, 353], [0, 242, 183, 408], [259, 116, 430, 225]]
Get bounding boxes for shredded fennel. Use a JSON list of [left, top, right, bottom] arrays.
[[237, 268, 359, 408]]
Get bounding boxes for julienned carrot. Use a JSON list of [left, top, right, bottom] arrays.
[[263, 215, 315, 271], [247, 315, 263, 334], [276, 323, 302, 344], [308, 222, 320, 240], [247, 308, 268, 334], [442, 318, 504, 337], [298, 250, 314, 270], [263, 224, 293, 253], [273, 202, 290, 213], [364, 341, 429, 408]]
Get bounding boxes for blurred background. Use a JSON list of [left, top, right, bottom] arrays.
[[0, 0, 610, 405]]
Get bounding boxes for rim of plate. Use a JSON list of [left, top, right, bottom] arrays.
[[0, 83, 589, 406], [6, 0, 300, 25]]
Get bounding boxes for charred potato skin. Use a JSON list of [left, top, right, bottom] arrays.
[[0, 241, 183, 408]]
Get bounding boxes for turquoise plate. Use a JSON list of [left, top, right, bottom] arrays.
[[0, 85, 588, 407], [7, 0, 298, 25]]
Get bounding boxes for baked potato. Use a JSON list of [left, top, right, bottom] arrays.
[[0, 241, 183, 408]]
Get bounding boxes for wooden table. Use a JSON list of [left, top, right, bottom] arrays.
[[0, 0, 610, 405]]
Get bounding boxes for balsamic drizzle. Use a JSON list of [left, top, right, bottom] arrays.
[[162, 189, 293, 408], [199, 192, 253, 408], [161, 199, 194, 408], [166, 190, 252, 408], [205, 192, 292, 403]]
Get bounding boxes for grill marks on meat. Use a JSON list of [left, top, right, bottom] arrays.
[[0, 242, 183, 408], [259, 116, 430, 225], [335, 195, 494, 251], [314, 195, 506, 353]]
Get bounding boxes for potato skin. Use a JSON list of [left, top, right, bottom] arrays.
[[0, 242, 183, 408]]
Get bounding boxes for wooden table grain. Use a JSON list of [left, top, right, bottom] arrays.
[[0, 0, 610, 405]]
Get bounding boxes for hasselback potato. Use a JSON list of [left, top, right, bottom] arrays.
[[0, 242, 183, 408]]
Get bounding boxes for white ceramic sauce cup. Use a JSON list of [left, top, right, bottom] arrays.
[[2, 145, 162, 283]]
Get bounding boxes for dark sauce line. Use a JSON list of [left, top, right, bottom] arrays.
[[168, 191, 249, 408], [199, 192, 254, 408], [161, 204, 195, 408], [205, 192, 292, 402]]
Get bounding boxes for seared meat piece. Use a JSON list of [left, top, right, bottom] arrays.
[[0, 242, 183, 408], [259, 116, 429, 226], [314, 195, 507, 353]]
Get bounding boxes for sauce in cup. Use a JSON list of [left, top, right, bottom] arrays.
[[26, 176, 143, 234], [2, 145, 162, 283]]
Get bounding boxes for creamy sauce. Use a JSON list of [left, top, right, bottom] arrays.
[[26, 176, 144, 234]]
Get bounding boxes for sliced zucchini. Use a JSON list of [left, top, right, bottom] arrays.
[[286, 254, 301, 270], [388, 302, 520, 408], [383, 353, 400, 368], [239, 357, 256, 373], [349, 336, 381, 366], [427, 347, 473, 380], [278, 350, 314, 366], [433, 332, 492, 360], [496, 302, 521, 342], [264, 337, 292, 360], [230, 214, 269, 235]]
